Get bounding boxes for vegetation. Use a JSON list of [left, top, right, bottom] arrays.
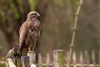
[[0, 64, 4, 67]]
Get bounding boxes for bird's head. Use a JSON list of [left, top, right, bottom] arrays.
[[27, 11, 40, 21]]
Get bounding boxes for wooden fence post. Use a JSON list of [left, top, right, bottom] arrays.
[[53, 49, 65, 67], [72, 51, 76, 67], [84, 50, 90, 67], [80, 51, 83, 67], [92, 50, 96, 67], [21, 56, 30, 67], [66, 52, 70, 67], [6, 58, 16, 67], [5, 61, 9, 67], [27, 51, 34, 65], [38, 53, 43, 67], [99, 49, 100, 64], [46, 53, 50, 67]]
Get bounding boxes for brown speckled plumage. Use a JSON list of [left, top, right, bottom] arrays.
[[19, 11, 41, 56]]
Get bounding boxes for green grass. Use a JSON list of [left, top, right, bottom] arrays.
[[0, 63, 100, 67], [38, 64, 100, 67], [40, 64, 100, 67], [0, 64, 4, 67]]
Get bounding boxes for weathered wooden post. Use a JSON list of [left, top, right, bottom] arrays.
[[80, 51, 83, 67], [46, 53, 50, 67], [5, 61, 9, 67], [27, 51, 34, 65], [84, 50, 90, 67], [27, 51, 37, 67], [92, 50, 96, 67], [21, 56, 30, 67], [53, 49, 65, 67], [38, 53, 43, 67], [72, 51, 76, 67], [99, 49, 100, 64], [6, 58, 16, 67]]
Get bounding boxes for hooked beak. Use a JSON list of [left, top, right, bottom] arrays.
[[37, 13, 40, 17]]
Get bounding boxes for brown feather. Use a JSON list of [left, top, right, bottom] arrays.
[[19, 11, 41, 56]]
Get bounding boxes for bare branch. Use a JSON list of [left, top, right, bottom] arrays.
[[67, 0, 83, 64]]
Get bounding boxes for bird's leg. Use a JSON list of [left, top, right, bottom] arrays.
[[28, 42, 33, 52], [28, 46, 31, 52]]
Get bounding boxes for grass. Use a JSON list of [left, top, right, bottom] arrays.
[[1, 63, 100, 67], [0, 64, 4, 67], [38, 64, 100, 67]]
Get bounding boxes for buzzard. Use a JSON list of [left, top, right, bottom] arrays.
[[19, 11, 41, 56]]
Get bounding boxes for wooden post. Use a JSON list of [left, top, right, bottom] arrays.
[[5, 61, 9, 67], [46, 53, 50, 67], [21, 56, 30, 67], [27, 51, 34, 65], [92, 50, 96, 67], [27, 51, 37, 67], [84, 50, 90, 67], [72, 51, 76, 67], [38, 53, 43, 67], [66, 64, 70, 67], [99, 49, 100, 64], [80, 51, 83, 67], [53, 50, 65, 67], [6, 58, 16, 67], [66, 52, 70, 67]]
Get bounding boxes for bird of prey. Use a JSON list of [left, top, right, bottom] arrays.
[[19, 11, 41, 56]]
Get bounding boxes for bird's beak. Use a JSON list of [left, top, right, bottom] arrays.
[[37, 13, 40, 17]]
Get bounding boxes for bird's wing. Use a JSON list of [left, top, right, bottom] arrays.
[[19, 22, 26, 34], [19, 22, 28, 46]]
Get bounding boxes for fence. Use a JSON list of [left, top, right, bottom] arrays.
[[6, 49, 100, 67]]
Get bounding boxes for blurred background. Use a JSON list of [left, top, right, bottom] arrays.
[[0, 0, 100, 63]]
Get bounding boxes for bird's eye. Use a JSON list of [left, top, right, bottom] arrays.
[[33, 13, 37, 15], [31, 14, 34, 15], [31, 13, 37, 16]]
